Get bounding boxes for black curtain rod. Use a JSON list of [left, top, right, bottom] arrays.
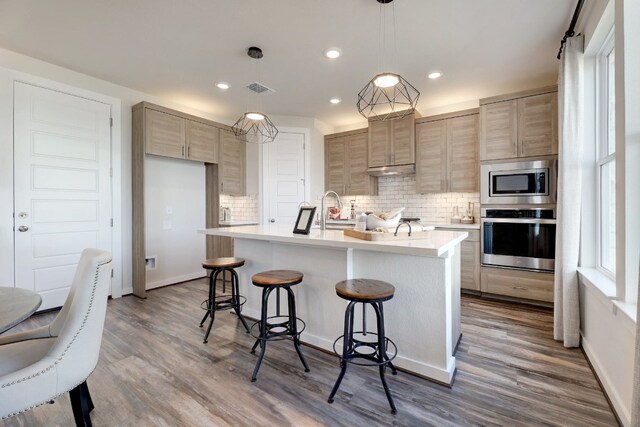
[[557, 0, 585, 59]]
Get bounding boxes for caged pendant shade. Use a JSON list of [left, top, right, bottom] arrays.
[[231, 47, 279, 143], [357, 0, 420, 121]]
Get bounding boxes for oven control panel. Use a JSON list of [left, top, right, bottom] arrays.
[[482, 209, 555, 219]]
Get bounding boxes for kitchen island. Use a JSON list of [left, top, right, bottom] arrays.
[[199, 225, 467, 385]]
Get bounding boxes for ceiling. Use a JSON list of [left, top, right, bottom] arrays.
[[0, 0, 574, 128]]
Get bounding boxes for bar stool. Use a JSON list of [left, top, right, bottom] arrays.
[[199, 257, 250, 343], [249, 270, 310, 382], [328, 279, 398, 414]]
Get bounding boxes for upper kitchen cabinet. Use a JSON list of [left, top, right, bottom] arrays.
[[367, 113, 417, 168], [479, 86, 558, 161], [416, 109, 479, 194], [135, 102, 221, 163], [325, 128, 377, 196], [219, 129, 246, 196], [186, 120, 219, 163], [145, 108, 186, 159]]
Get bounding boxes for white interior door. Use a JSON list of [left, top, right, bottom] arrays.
[[265, 132, 306, 224], [14, 82, 112, 310]]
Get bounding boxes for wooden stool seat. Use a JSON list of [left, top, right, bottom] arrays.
[[251, 270, 303, 287], [335, 279, 395, 302], [202, 257, 245, 269]]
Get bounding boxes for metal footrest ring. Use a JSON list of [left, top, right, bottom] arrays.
[[200, 294, 247, 312], [250, 315, 307, 342], [332, 331, 397, 367]]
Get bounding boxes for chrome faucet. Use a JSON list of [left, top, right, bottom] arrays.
[[321, 191, 343, 231]]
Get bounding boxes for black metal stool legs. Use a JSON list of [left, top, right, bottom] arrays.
[[251, 287, 273, 382], [286, 286, 310, 372], [201, 269, 220, 343], [231, 269, 251, 333], [328, 300, 356, 403], [372, 301, 397, 414]]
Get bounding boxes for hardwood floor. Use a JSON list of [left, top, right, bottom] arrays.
[[1, 279, 618, 426]]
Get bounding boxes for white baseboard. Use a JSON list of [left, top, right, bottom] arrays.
[[581, 333, 631, 426], [146, 272, 206, 291]]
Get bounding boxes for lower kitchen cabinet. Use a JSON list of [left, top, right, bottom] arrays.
[[438, 227, 480, 292], [480, 266, 554, 303]]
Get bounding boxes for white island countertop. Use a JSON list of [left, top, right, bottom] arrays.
[[200, 224, 467, 258]]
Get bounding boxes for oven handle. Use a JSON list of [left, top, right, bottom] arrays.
[[481, 218, 557, 225]]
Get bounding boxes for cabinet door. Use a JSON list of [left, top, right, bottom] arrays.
[[219, 130, 246, 196], [186, 120, 219, 163], [518, 92, 558, 157], [346, 132, 376, 195], [448, 114, 479, 192], [415, 120, 447, 193], [460, 241, 480, 291], [368, 120, 390, 167], [391, 114, 415, 165], [145, 108, 186, 159], [479, 100, 517, 160], [325, 136, 346, 195]]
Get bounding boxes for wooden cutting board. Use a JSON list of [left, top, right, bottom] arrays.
[[343, 227, 435, 241]]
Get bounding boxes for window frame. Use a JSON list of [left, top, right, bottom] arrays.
[[595, 29, 616, 280]]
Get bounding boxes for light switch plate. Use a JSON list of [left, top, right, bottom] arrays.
[[166, 206, 173, 215]]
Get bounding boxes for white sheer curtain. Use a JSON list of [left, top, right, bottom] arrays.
[[553, 35, 584, 348]]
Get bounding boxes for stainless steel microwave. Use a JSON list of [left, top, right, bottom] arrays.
[[480, 158, 557, 205]]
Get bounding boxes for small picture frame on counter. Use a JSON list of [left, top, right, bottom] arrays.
[[293, 206, 317, 235]]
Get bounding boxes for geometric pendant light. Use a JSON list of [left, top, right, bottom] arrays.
[[357, 0, 420, 121], [232, 47, 279, 143]]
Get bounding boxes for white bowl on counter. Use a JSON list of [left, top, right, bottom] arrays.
[[365, 208, 404, 230]]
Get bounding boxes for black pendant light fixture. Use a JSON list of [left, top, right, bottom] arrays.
[[357, 0, 420, 121], [232, 47, 279, 143]]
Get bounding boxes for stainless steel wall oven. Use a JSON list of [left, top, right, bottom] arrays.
[[481, 208, 556, 272]]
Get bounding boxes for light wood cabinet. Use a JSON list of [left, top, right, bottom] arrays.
[[143, 104, 221, 164], [481, 266, 554, 303], [145, 109, 186, 158], [186, 120, 219, 163], [325, 129, 377, 196], [438, 228, 480, 291], [368, 113, 416, 168], [416, 110, 479, 194], [219, 129, 246, 196], [480, 87, 558, 161]]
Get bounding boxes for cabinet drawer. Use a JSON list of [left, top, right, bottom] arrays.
[[481, 267, 554, 302]]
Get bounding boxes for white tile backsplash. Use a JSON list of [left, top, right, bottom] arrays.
[[221, 175, 479, 224], [320, 175, 480, 224], [219, 194, 259, 222]]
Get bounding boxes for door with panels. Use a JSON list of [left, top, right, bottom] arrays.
[[266, 132, 306, 224], [13, 82, 112, 310]]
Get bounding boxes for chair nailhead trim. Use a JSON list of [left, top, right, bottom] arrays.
[[1, 259, 111, 420]]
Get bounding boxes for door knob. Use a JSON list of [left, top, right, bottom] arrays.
[[18, 225, 29, 232], [270, 219, 275, 223]]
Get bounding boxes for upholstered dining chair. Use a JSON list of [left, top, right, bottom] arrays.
[[0, 248, 112, 426]]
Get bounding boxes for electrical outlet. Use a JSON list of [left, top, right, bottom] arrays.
[[166, 206, 173, 215], [163, 220, 172, 230]]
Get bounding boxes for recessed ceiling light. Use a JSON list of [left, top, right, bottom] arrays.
[[428, 72, 443, 80], [329, 97, 342, 105], [324, 48, 342, 59], [216, 82, 230, 90]]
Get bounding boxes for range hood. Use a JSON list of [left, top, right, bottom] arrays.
[[367, 164, 416, 176]]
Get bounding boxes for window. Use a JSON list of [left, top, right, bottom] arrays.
[[596, 32, 615, 277]]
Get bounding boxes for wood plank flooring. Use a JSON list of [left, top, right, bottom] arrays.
[[1, 279, 618, 426]]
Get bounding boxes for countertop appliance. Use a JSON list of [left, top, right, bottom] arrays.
[[481, 208, 556, 272], [481, 158, 557, 205]]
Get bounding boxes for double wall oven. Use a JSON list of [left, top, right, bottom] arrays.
[[480, 158, 557, 273]]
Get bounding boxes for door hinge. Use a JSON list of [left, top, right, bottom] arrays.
[[109, 117, 113, 127], [111, 269, 114, 278], [110, 218, 114, 227], [110, 168, 113, 177]]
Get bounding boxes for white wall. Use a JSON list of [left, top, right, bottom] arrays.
[[144, 156, 206, 289]]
